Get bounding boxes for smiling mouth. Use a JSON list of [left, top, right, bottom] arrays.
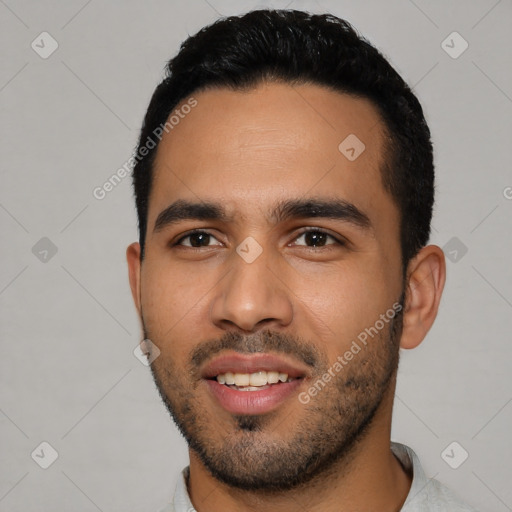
[[201, 352, 309, 413], [211, 371, 300, 391]]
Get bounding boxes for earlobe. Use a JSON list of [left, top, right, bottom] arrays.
[[400, 245, 446, 350], [126, 242, 142, 315]]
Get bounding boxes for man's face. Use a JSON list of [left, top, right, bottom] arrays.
[[134, 82, 405, 490]]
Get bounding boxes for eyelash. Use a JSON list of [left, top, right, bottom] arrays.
[[172, 228, 346, 250]]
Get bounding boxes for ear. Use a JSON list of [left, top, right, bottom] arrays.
[[400, 245, 446, 350], [126, 242, 142, 315]]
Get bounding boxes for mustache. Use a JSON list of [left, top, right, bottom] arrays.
[[189, 329, 323, 371]]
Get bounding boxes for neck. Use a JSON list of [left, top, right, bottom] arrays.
[[187, 383, 411, 512]]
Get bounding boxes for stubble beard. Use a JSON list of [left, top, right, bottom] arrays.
[[145, 305, 403, 492]]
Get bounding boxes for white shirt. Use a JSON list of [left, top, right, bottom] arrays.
[[158, 442, 478, 511]]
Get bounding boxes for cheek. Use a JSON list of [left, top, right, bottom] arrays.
[[140, 260, 209, 347], [292, 260, 394, 357]]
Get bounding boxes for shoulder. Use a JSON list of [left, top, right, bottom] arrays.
[[392, 442, 479, 512], [403, 477, 479, 512]]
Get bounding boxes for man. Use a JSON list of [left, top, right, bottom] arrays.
[[126, 9, 477, 512]]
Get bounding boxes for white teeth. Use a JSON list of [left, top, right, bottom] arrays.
[[267, 371, 279, 384], [215, 371, 291, 387], [233, 373, 250, 386], [249, 371, 267, 386]]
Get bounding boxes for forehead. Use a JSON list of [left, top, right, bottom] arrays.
[[150, 82, 397, 233]]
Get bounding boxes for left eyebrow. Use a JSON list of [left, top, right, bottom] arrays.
[[153, 197, 373, 234], [270, 198, 373, 233]]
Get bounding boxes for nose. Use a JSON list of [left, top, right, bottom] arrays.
[[210, 247, 294, 333]]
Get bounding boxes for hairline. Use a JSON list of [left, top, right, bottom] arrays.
[[142, 77, 406, 274]]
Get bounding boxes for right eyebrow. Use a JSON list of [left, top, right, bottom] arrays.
[[153, 199, 233, 233]]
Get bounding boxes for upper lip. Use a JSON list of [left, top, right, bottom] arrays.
[[201, 352, 310, 379]]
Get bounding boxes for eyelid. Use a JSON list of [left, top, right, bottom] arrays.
[[173, 229, 223, 247], [290, 227, 346, 247]]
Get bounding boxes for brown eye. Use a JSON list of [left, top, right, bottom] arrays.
[[293, 229, 341, 248], [175, 230, 221, 248]]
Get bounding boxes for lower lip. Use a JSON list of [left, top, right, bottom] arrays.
[[205, 379, 302, 415]]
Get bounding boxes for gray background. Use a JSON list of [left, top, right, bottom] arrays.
[[1, 0, 511, 510]]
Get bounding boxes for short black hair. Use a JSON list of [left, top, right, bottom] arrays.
[[132, 9, 434, 274]]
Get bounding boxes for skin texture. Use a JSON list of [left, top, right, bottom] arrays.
[[127, 82, 446, 512]]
